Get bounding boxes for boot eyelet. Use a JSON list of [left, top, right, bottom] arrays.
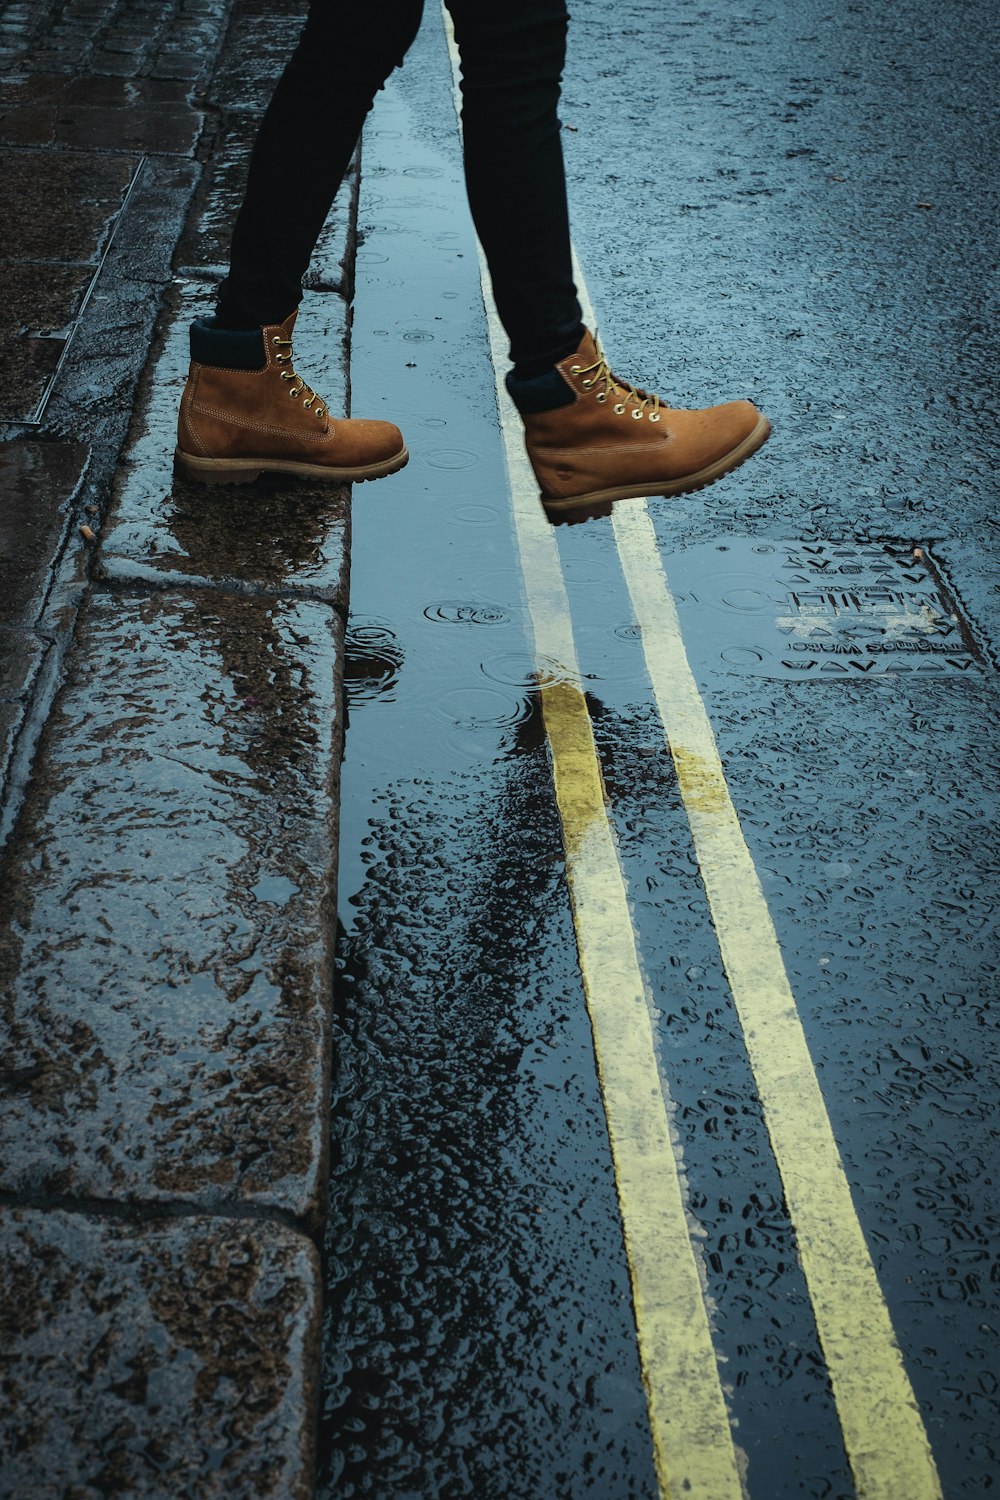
[[582, 378, 593, 389], [632, 408, 644, 420], [614, 403, 626, 415], [595, 392, 607, 403], [272, 336, 281, 345], [570, 365, 581, 374], [280, 371, 292, 381], [289, 389, 300, 398], [649, 413, 661, 422]]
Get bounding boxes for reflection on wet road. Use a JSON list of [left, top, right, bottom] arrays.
[[320, 7, 999, 1499], [319, 30, 658, 1499]]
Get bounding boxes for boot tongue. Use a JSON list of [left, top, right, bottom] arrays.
[[567, 329, 600, 368], [190, 319, 266, 371], [506, 328, 605, 414]]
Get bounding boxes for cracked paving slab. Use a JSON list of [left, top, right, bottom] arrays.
[[0, 1206, 319, 1500], [0, 587, 344, 1230]]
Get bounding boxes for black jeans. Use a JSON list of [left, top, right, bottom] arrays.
[[217, 0, 584, 368]]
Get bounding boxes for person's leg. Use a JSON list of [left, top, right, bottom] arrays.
[[447, 0, 770, 517], [446, 0, 583, 373], [176, 0, 423, 485], [218, 0, 425, 328]]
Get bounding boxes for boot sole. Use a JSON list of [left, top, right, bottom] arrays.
[[173, 445, 409, 486], [540, 415, 772, 516]]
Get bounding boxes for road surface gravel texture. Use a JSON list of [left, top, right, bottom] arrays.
[[0, 0, 998, 1497]]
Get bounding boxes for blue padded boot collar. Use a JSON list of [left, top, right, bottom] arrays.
[[505, 365, 577, 415], [189, 317, 266, 371]]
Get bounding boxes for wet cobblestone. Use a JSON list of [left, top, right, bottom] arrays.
[[0, 1207, 319, 1500], [0, 587, 344, 1225], [1, 0, 347, 1490]]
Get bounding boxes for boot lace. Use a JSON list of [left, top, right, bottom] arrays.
[[271, 336, 325, 419], [572, 342, 664, 422]]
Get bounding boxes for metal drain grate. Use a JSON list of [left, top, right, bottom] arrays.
[[668, 539, 981, 681]]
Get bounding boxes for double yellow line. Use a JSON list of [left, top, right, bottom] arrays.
[[441, 14, 942, 1497], [611, 497, 943, 1500]]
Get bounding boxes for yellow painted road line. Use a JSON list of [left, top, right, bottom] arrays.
[[609, 500, 943, 1500], [441, 13, 744, 1498], [443, 13, 941, 1496], [559, 232, 941, 1496]]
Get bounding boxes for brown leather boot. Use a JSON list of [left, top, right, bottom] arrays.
[[175, 311, 408, 485], [508, 330, 770, 516]]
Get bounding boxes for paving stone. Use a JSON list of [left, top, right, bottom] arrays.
[[0, 266, 97, 424], [0, 586, 344, 1228], [59, 75, 198, 108], [0, 147, 137, 265], [0, 441, 90, 624], [0, 0, 229, 134], [90, 47, 154, 80], [0, 148, 139, 421], [56, 100, 204, 155], [38, 154, 201, 445], [210, 12, 304, 114], [0, 327, 69, 427], [0, 1207, 319, 1500], [149, 49, 210, 83], [154, 16, 226, 79], [0, 75, 204, 154], [101, 282, 351, 599], [0, 261, 96, 335], [0, 8, 349, 1485], [0, 628, 46, 703]]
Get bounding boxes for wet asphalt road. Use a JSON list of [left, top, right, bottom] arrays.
[[320, 3, 998, 1498]]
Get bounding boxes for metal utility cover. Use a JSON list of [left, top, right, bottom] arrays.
[[668, 538, 979, 681]]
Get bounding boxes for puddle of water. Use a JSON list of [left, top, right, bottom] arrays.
[[343, 620, 404, 707], [322, 30, 657, 1500]]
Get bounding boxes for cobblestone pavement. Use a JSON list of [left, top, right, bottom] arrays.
[[1, 3, 352, 1495]]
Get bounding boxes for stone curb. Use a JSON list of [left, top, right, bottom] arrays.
[[0, 585, 345, 1229], [1, 1, 358, 1492], [0, 1206, 321, 1500]]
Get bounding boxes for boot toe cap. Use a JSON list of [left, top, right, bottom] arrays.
[[682, 399, 768, 470], [708, 398, 766, 446], [341, 418, 406, 464]]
